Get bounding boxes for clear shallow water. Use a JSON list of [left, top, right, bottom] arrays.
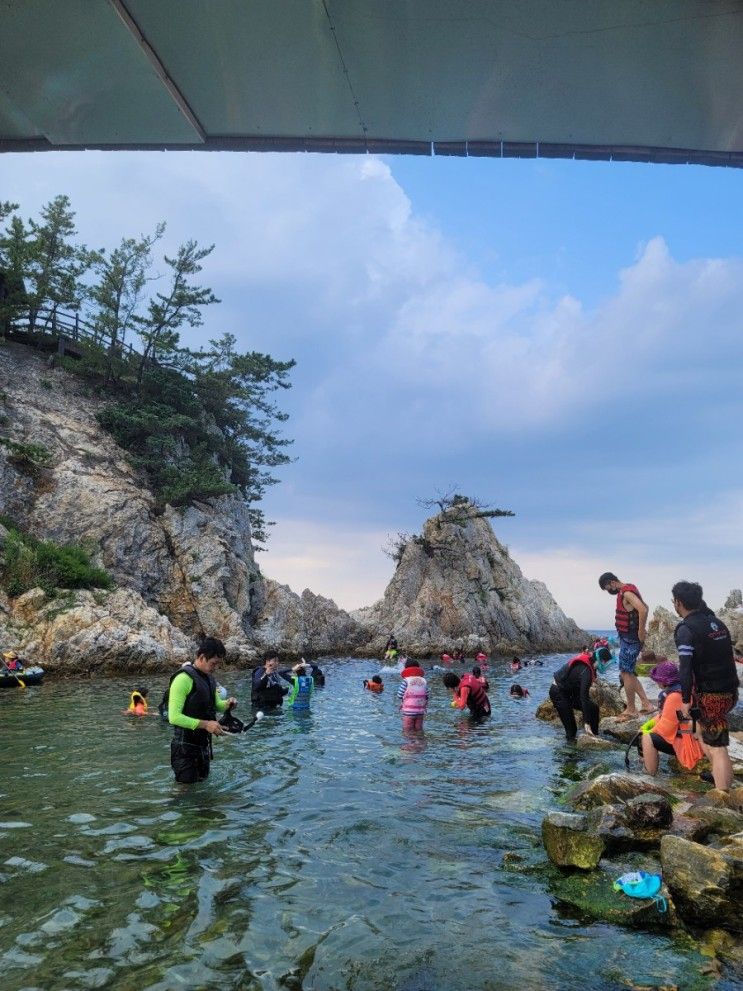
[[0, 657, 724, 991]]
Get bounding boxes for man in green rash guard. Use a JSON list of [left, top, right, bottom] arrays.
[[168, 637, 237, 784]]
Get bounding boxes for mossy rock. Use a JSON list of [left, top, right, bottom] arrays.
[[545, 862, 674, 930]]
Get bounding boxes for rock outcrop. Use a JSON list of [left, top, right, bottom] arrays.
[[355, 501, 586, 656], [0, 342, 364, 660], [0, 586, 192, 672]]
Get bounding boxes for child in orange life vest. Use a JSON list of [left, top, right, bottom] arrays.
[[640, 660, 704, 774], [397, 663, 429, 731], [364, 675, 384, 693], [124, 687, 151, 717]]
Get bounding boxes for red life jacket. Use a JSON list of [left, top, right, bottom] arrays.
[[567, 651, 596, 684], [615, 583, 643, 637], [458, 673, 491, 714]]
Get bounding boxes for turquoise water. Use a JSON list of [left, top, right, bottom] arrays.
[[0, 657, 725, 991]]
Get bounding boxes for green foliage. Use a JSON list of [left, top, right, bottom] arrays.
[[1, 524, 113, 598], [0, 436, 52, 476]]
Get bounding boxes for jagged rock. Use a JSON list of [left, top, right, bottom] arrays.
[[692, 786, 743, 812], [684, 805, 743, 838], [250, 580, 368, 655], [546, 861, 674, 929], [0, 342, 368, 662], [576, 734, 622, 752], [536, 679, 625, 725], [591, 795, 673, 851], [0, 522, 8, 547], [541, 811, 604, 869], [354, 501, 586, 656], [724, 590, 743, 611], [668, 815, 709, 842], [0, 586, 193, 672], [568, 773, 672, 811], [661, 834, 743, 932], [599, 714, 646, 743]]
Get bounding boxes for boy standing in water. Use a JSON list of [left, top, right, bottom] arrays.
[[397, 662, 429, 731]]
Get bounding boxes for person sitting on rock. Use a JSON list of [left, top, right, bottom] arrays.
[[472, 664, 489, 691], [383, 634, 398, 661], [363, 675, 384, 693], [639, 659, 704, 775], [510, 683, 529, 699], [510, 657, 522, 673], [442, 671, 491, 719], [548, 646, 612, 740]]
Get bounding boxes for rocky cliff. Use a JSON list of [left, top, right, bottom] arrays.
[[355, 502, 586, 656], [0, 343, 587, 671], [0, 342, 363, 668]]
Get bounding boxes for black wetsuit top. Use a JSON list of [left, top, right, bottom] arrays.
[[251, 667, 289, 707], [674, 608, 737, 703], [553, 661, 594, 724]]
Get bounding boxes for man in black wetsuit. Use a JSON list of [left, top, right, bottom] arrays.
[[672, 580, 739, 790], [251, 655, 290, 709], [549, 647, 611, 740]]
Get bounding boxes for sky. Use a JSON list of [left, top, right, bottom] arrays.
[[1, 149, 742, 627]]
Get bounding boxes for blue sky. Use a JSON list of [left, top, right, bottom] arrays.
[[1, 150, 741, 626]]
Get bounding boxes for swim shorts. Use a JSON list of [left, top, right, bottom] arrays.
[[618, 637, 642, 675], [696, 691, 739, 747], [170, 740, 210, 783]]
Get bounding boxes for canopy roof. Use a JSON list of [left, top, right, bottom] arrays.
[[2, 0, 743, 166]]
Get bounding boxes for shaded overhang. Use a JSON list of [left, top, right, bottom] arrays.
[[2, 0, 743, 167]]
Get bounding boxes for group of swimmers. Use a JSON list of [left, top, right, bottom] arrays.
[[363, 652, 538, 732]]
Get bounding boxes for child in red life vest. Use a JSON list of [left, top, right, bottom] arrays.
[[397, 663, 429, 731], [442, 671, 491, 719]]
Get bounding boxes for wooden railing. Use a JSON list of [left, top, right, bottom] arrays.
[[9, 305, 144, 360]]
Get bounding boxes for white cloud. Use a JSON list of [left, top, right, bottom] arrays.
[[261, 519, 394, 612]]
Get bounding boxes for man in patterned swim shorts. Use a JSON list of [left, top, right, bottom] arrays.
[[673, 580, 739, 791]]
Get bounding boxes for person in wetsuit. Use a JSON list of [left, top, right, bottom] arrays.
[[548, 646, 611, 740], [251, 655, 291, 709], [672, 580, 739, 790], [442, 671, 491, 719], [168, 638, 236, 784]]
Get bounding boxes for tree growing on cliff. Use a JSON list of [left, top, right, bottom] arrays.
[[417, 490, 515, 525], [134, 239, 218, 390], [89, 223, 165, 383], [22, 196, 102, 328]]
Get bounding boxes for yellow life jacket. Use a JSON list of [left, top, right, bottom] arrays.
[[128, 692, 148, 713]]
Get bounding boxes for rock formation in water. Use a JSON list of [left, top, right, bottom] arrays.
[[354, 500, 586, 656], [0, 342, 363, 667]]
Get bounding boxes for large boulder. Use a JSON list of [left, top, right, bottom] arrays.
[[545, 862, 674, 929], [541, 811, 605, 869], [661, 834, 743, 932], [568, 773, 672, 811], [0, 586, 193, 672], [599, 714, 647, 743], [592, 794, 673, 851], [684, 805, 743, 838], [535, 679, 625, 724], [354, 500, 586, 656], [250, 580, 369, 655]]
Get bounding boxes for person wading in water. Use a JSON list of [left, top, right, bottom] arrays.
[[167, 638, 237, 784], [598, 572, 653, 720]]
